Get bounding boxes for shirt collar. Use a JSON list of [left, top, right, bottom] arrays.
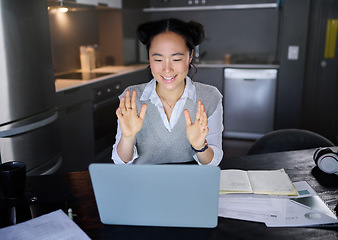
[[140, 76, 197, 103]]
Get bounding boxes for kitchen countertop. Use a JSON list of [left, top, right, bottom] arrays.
[[55, 62, 280, 92], [195, 60, 279, 69], [55, 64, 148, 92]]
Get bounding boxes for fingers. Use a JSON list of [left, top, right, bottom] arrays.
[[195, 100, 207, 126], [116, 107, 122, 119], [117, 90, 147, 119], [184, 109, 192, 126], [200, 104, 208, 127], [195, 100, 201, 120], [119, 94, 126, 110], [125, 90, 132, 109], [185, 101, 209, 150], [139, 104, 147, 120], [131, 90, 137, 110], [119, 90, 137, 113], [185, 100, 208, 128]]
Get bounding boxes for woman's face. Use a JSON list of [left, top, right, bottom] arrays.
[[149, 31, 193, 93]]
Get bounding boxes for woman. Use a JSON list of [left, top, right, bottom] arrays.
[[112, 18, 223, 165]]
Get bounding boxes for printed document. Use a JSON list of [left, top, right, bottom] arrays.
[[266, 181, 338, 227], [218, 181, 338, 227]]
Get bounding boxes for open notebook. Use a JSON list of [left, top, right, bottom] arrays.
[[89, 164, 220, 228]]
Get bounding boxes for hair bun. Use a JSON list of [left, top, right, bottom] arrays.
[[187, 21, 205, 46], [137, 22, 153, 45], [136, 18, 206, 52]]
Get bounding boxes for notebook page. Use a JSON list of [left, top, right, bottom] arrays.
[[247, 169, 297, 196], [220, 169, 253, 194]]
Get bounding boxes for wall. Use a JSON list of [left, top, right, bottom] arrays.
[[49, 10, 99, 73], [302, 0, 338, 144], [274, 0, 311, 129], [148, 0, 280, 64], [49, 9, 124, 73], [99, 9, 124, 66], [121, 0, 151, 64]]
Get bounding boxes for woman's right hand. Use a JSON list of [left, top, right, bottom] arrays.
[[116, 90, 147, 138]]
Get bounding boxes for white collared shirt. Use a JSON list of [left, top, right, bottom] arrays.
[[112, 77, 223, 165]]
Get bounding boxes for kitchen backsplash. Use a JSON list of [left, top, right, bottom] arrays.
[[48, 9, 124, 74]]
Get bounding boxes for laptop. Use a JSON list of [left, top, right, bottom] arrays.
[[88, 164, 220, 228]]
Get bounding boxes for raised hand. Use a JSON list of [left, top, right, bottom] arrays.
[[184, 100, 209, 150], [116, 90, 147, 138]]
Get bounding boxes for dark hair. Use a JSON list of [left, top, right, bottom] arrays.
[[137, 18, 205, 55]]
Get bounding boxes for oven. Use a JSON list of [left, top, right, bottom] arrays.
[[92, 82, 121, 163]]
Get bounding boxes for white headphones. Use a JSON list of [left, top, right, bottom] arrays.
[[313, 147, 338, 175]]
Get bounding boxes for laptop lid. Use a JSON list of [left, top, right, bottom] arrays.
[[89, 164, 220, 228]]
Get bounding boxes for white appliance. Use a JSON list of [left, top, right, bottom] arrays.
[[223, 68, 278, 140]]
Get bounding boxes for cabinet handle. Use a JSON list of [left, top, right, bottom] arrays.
[[243, 78, 256, 81]]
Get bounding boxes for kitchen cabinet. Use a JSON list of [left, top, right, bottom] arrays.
[[191, 66, 223, 94], [57, 100, 95, 172], [56, 87, 95, 173], [100, 0, 122, 8], [56, 66, 152, 171], [76, 0, 121, 8]]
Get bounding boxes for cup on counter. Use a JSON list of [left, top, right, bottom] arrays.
[[224, 54, 231, 64], [80, 46, 92, 72], [80, 45, 98, 72], [0, 161, 26, 199]]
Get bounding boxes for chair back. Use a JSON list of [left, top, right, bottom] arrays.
[[247, 129, 335, 155]]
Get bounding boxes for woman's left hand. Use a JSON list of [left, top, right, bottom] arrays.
[[184, 100, 209, 150]]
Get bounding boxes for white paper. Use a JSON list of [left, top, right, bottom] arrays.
[[266, 181, 338, 227], [218, 193, 286, 224], [0, 209, 91, 240], [266, 198, 338, 227], [218, 181, 338, 227]]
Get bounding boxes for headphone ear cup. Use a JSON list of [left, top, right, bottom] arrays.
[[313, 148, 338, 174], [313, 147, 333, 165]]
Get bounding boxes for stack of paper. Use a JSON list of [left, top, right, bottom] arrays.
[[218, 193, 287, 225], [218, 181, 338, 227]]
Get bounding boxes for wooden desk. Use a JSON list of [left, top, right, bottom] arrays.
[[1, 147, 337, 239]]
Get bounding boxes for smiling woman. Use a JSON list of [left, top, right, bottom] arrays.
[[150, 31, 191, 115], [111, 18, 223, 166]]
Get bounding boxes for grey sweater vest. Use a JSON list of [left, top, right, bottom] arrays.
[[121, 81, 222, 164]]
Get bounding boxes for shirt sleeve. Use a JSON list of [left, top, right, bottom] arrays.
[[193, 99, 224, 166], [111, 120, 139, 164]]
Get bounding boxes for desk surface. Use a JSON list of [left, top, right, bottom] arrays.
[[1, 147, 338, 239]]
